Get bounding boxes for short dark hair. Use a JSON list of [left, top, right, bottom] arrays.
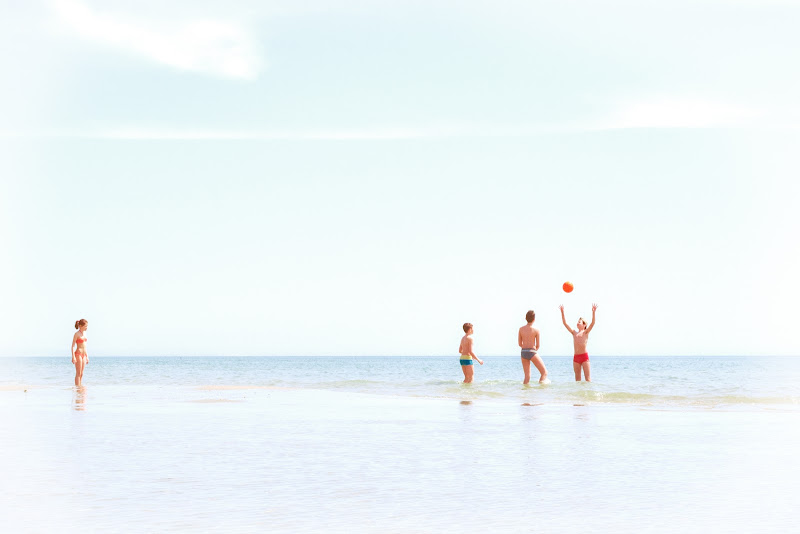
[[525, 310, 535, 323], [463, 323, 473, 333]]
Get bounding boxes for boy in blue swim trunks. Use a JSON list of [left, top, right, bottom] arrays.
[[458, 323, 484, 383], [518, 310, 548, 384]]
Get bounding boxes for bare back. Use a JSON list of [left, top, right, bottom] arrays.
[[518, 324, 539, 350], [459, 334, 474, 356]]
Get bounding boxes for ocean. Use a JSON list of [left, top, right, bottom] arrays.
[[3, 355, 799, 408], [1, 356, 798, 532]]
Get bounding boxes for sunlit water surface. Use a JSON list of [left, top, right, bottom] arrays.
[[1, 357, 798, 532]]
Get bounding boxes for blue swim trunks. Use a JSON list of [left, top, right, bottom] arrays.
[[459, 359, 473, 366]]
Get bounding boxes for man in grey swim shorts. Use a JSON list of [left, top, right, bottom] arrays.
[[518, 310, 548, 384]]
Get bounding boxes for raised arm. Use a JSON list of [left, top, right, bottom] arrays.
[[559, 305, 576, 334], [584, 303, 598, 334]]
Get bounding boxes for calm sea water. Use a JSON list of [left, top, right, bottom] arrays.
[[2, 357, 799, 533], [2, 356, 799, 408]]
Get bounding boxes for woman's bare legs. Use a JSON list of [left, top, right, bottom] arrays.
[[582, 361, 591, 382], [521, 357, 531, 384], [462, 365, 474, 383], [573, 361, 582, 381], [74, 357, 85, 387]]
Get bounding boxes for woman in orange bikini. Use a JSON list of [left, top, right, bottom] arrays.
[[559, 304, 597, 382], [71, 319, 89, 386]]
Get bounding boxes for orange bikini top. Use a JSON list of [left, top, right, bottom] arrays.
[[76, 337, 87, 344]]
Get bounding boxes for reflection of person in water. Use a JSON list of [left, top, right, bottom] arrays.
[[73, 386, 87, 411]]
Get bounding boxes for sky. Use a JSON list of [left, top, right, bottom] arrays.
[[1, 0, 799, 357]]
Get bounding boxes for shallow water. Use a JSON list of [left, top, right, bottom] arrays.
[[2, 387, 799, 533], [2, 357, 799, 532], [2, 356, 799, 408]]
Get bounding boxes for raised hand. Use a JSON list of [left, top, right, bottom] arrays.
[[559, 305, 565, 314], [592, 303, 598, 312]]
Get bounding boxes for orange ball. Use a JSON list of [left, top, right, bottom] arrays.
[[562, 281, 574, 293]]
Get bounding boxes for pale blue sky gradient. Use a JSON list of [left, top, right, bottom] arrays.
[[1, 0, 798, 356]]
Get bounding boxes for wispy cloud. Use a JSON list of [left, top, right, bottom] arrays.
[[82, 99, 781, 138], [1, 95, 791, 140], [51, 0, 262, 80], [97, 127, 456, 141], [0, 126, 490, 141], [592, 96, 762, 130]]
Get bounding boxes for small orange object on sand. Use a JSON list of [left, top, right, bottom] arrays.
[[563, 281, 574, 293]]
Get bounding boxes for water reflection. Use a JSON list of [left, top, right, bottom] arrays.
[[73, 386, 87, 411]]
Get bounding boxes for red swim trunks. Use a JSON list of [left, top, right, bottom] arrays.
[[573, 353, 589, 364]]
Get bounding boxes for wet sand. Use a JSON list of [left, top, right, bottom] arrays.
[[1, 385, 798, 533]]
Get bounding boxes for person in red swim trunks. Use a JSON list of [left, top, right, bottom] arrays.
[[559, 304, 597, 382]]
